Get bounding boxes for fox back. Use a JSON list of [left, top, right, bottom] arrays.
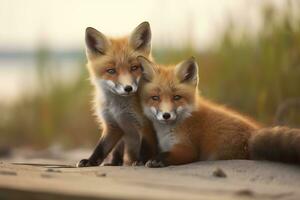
[[139, 57, 300, 167]]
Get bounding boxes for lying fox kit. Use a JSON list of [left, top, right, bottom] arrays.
[[138, 56, 300, 167], [77, 22, 157, 167]]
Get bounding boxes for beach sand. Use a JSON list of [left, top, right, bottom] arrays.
[[0, 150, 299, 200]]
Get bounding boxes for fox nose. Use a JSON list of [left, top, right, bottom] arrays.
[[124, 85, 133, 93], [162, 112, 171, 120]]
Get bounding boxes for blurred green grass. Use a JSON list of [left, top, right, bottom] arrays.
[[1, 3, 300, 149]]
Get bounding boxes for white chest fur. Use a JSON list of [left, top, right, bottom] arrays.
[[94, 83, 143, 132], [153, 123, 179, 152]]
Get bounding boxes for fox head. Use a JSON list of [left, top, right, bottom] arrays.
[[138, 56, 199, 124], [85, 22, 151, 96]]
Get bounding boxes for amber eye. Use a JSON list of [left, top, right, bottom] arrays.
[[106, 68, 116, 74], [151, 96, 160, 101], [173, 95, 182, 101], [130, 65, 139, 72]]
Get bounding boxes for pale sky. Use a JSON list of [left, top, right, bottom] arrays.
[[0, 0, 293, 51]]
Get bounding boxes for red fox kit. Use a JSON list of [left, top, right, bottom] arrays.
[[138, 56, 300, 167], [77, 22, 157, 167]]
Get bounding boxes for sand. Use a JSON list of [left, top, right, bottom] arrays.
[[0, 151, 299, 200]]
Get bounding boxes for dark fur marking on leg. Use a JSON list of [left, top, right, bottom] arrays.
[[104, 141, 124, 166], [138, 138, 153, 164]]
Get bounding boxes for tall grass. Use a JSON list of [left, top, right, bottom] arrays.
[[203, 3, 300, 124], [0, 48, 99, 148], [0, 3, 299, 148]]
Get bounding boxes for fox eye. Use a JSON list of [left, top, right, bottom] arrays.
[[151, 96, 160, 101], [106, 68, 116, 74], [130, 65, 139, 72], [173, 95, 182, 101]]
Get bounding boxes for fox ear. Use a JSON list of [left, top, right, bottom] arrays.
[[137, 56, 155, 81], [175, 57, 198, 85], [85, 27, 109, 58], [129, 22, 151, 54]]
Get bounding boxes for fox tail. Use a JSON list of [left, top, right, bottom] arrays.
[[249, 126, 300, 164]]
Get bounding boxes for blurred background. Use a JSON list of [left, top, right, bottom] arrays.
[[0, 0, 300, 153]]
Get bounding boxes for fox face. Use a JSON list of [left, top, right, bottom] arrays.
[[138, 57, 199, 124], [85, 22, 151, 96]]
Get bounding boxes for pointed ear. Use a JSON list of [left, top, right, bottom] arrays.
[[137, 56, 155, 81], [175, 57, 198, 85], [129, 22, 151, 54], [85, 27, 110, 58]]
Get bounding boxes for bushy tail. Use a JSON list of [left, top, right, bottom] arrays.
[[249, 126, 300, 164]]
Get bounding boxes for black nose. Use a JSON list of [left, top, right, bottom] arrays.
[[124, 85, 133, 92], [163, 113, 171, 120]]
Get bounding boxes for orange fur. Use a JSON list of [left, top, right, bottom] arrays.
[[140, 59, 261, 166], [87, 37, 145, 81], [142, 58, 300, 167], [88, 36, 148, 114]]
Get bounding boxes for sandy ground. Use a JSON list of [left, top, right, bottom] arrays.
[[0, 149, 300, 200]]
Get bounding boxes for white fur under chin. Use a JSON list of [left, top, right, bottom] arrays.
[[154, 123, 179, 152], [144, 105, 195, 151]]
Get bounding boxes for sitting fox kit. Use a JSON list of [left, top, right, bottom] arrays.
[[77, 22, 157, 167], [138, 56, 300, 167]]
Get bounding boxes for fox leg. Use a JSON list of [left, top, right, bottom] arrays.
[[138, 138, 155, 164], [103, 140, 124, 166], [139, 134, 158, 164], [146, 143, 198, 168], [122, 134, 141, 166], [137, 123, 158, 164], [77, 124, 124, 167]]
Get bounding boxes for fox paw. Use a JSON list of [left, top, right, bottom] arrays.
[[131, 161, 145, 166], [76, 159, 98, 167], [145, 159, 167, 168], [76, 159, 89, 167]]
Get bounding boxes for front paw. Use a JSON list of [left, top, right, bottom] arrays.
[[131, 160, 145, 166], [76, 159, 97, 167], [76, 159, 90, 167], [145, 159, 167, 168]]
